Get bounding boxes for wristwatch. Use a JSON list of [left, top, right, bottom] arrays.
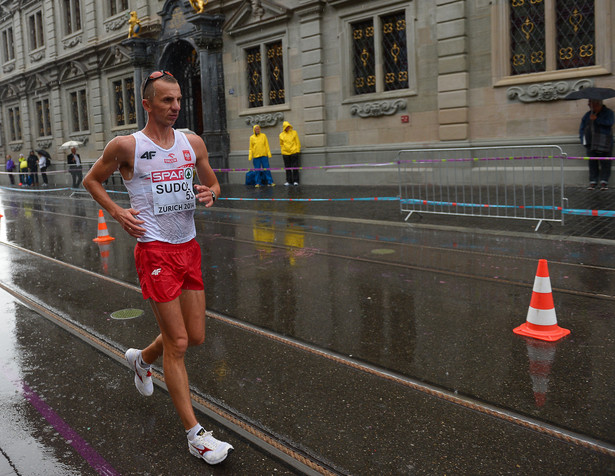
[[211, 190, 216, 202]]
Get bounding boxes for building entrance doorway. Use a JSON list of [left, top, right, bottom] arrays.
[[161, 40, 203, 135]]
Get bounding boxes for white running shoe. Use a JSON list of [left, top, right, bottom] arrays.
[[188, 428, 233, 465], [124, 348, 153, 396]]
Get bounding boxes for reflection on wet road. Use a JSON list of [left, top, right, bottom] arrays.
[[0, 189, 614, 474]]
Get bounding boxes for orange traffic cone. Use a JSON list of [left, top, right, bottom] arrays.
[[513, 259, 570, 342], [524, 338, 557, 407], [93, 209, 115, 242]]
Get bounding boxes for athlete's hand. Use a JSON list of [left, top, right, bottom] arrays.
[[115, 208, 146, 237], [194, 184, 216, 208]]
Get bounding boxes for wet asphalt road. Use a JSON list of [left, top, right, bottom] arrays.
[[0, 185, 613, 475]]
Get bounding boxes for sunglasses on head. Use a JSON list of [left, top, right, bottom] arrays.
[[142, 70, 174, 95]]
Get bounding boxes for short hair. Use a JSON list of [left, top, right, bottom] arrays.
[[141, 73, 178, 101]]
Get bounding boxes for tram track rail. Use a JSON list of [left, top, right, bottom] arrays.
[[0, 258, 341, 476], [0, 238, 614, 462], [2, 201, 614, 302]]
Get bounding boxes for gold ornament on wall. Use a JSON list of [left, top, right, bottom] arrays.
[[189, 0, 208, 14], [128, 11, 141, 38], [521, 17, 534, 40], [569, 8, 582, 33]]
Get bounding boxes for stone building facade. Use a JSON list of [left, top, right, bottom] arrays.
[[0, 0, 612, 186]]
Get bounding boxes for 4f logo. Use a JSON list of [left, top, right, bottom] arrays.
[[141, 151, 156, 160]]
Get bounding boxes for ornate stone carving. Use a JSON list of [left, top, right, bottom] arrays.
[[30, 50, 45, 62], [72, 135, 89, 145], [2, 62, 15, 73], [63, 35, 83, 49], [105, 17, 126, 32], [251, 0, 265, 20], [9, 143, 23, 152], [507, 79, 593, 103], [244, 112, 284, 128], [36, 139, 52, 149], [350, 99, 407, 118], [113, 128, 138, 137]]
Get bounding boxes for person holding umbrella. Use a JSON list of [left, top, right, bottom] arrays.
[[567, 87, 615, 191], [37, 150, 50, 187], [67, 146, 83, 188], [580, 99, 614, 190], [27, 150, 39, 187]]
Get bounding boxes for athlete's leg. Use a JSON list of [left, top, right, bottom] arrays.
[[148, 290, 205, 430], [149, 297, 194, 430], [179, 289, 206, 346]]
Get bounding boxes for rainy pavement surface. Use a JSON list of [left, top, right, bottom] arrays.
[[0, 184, 613, 475]]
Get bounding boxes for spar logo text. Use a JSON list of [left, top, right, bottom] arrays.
[[151, 169, 186, 182]]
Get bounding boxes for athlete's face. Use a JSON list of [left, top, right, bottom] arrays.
[[144, 80, 182, 127]]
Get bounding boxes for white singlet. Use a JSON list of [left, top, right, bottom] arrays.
[[124, 129, 198, 243]]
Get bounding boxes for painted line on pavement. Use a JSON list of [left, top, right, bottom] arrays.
[[0, 364, 120, 476]]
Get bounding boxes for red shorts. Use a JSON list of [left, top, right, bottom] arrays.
[[134, 239, 204, 303]]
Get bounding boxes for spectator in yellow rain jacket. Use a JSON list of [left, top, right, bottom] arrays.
[[248, 124, 274, 187], [18, 154, 28, 185], [279, 121, 301, 186]]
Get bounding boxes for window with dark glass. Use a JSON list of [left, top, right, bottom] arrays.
[[36, 99, 52, 137], [7, 106, 21, 141], [246, 41, 286, 108], [247, 46, 263, 108], [70, 89, 89, 132], [29, 11, 44, 50], [352, 19, 376, 95], [113, 77, 136, 127], [509, 0, 595, 75], [109, 0, 128, 16], [266, 41, 285, 106], [509, 0, 546, 75], [2, 27, 15, 62], [556, 0, 595, 69], [63, 0, 82, 35], [382, 12, 409, 91]]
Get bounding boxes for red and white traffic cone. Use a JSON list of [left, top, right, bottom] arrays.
[[93, 209, 115, 242], [513, 259, 570, 342]]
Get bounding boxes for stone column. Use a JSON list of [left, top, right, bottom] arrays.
[[297, 0, 326, 148], [44, 0, 58, 60], [49, 80, 62, 145], [437, 0, 469, 142], [83, 0, 98, 45], [121, 37, 156, 129], [185, 12, 229, 180]]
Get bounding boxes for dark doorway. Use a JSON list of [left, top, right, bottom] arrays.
[[161, 40, 203, 135]]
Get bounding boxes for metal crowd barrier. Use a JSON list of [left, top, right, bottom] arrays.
[[397, 146, 567, 231]]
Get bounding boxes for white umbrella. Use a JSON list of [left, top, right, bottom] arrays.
[[60, 140, 83, 149]]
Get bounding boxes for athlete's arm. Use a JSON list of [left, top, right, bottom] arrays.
[[83, 135, 146, 237], [188, 134, 220, 208]]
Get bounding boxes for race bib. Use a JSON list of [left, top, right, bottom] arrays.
[[151, 167, 196, 215]]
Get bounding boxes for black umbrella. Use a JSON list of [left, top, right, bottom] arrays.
[[37, 149, 51, 158], [564, 86, 615, 100]]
